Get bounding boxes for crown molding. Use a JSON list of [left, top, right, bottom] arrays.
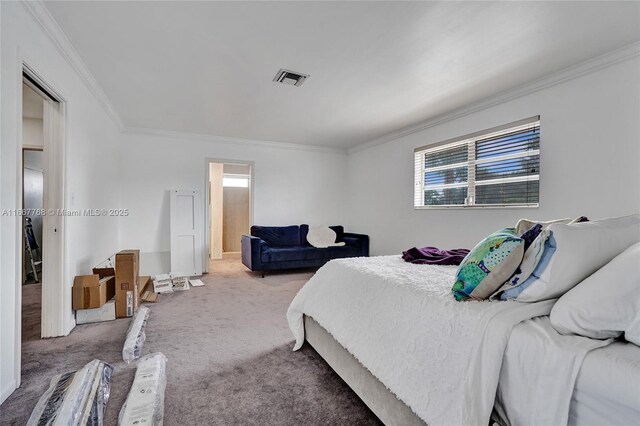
[[20, 0, 125, 130], [122, 126, 348, 155], [349, 41, 640, 154]]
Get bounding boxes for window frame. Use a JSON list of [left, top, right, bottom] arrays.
[[414, 116, 540, 209]]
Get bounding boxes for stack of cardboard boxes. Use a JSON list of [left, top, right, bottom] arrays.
[[73, 274, 116, 324], [73, 249, 152, 324]]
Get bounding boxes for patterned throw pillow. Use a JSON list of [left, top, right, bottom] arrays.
[[452, 228, 525, 301]]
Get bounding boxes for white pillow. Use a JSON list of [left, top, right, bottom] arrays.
[[550, 242, 640, 341], [514, 217, 571, 235], [306, 225, 345, 248], [516, 214, 640, 302], [626, 309, 640, 346]]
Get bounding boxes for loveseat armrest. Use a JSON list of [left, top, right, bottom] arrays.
[[241, 235, 268, 271], [342, 232, 370, 257]]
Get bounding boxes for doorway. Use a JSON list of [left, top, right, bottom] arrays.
[[208, 161, 252, 263], [19, 67, 66, 345], [21, 83, 45, 342]]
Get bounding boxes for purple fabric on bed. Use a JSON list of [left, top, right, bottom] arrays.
[[519, 223, 542, 251], [402, 246, 470, 265]]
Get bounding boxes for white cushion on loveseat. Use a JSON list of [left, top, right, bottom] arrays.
[[307, 225, 345, 248]]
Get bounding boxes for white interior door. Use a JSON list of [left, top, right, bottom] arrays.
[[170, 189, 203, 275], [41, 94, 67, 338]]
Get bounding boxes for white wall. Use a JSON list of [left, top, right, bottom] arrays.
[[117, 133, 348, 275], [347, 57, 640, 255], [1, 2, 123, 403]]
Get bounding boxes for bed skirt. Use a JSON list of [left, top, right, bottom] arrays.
[[304, 315, 426, 426]]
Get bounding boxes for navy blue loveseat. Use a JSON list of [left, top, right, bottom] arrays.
[[241, 225, 369, 276]]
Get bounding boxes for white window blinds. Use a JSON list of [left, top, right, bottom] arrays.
[[414, 116, 540, 208]]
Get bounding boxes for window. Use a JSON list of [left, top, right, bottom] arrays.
[[222, 174, 250, 188], [414, 116, 540, 208]]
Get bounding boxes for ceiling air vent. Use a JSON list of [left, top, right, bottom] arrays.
[[273, 69, 309, 87]]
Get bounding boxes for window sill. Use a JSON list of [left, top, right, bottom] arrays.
[[414, 203, 539, 210]]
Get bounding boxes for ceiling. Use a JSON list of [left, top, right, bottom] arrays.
[[44, 1, 640, 149]]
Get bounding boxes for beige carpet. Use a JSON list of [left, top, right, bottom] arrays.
[[0, 259, 382, 425]]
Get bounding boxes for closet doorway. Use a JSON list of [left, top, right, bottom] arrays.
[[19, 67, 67, 346], [208, 161, 253, 264], [21, 82, 45, 342]]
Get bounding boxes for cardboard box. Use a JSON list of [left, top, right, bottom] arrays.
[[72, 275, 115, 310], [76, 299, 116, 324], [139, 276, 155, 303], [139, 276, 151, 298], [92, 267, 116, 278], [115, 250, 140, 318], [140, 290, 158, 303]]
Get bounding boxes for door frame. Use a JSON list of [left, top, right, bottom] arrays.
[[203, 159, 254, 273], [16, 63, 68, 384]]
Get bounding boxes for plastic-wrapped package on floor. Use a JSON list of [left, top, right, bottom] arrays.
[[122, 305, 150, 364], [170, 273, 189, 291], [152, 274, 173, 294], [26, 359, 114, 426], [83, 361, 114, 425], [118, 353, 167, 426]]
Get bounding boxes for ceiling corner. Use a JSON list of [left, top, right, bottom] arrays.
[[20, 0, 125, 131]]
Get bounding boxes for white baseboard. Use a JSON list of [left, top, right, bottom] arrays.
[[0, 379, 18, 405]]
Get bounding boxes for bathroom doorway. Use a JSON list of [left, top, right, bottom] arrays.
[[207, 161, 253, 263]]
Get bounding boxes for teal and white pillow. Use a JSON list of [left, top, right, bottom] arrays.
[[452, 228, 525, 301]]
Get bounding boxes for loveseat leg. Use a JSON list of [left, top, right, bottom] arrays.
[[262, 271, 266, 278]]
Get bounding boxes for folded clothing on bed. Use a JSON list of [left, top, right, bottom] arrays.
[[401, 246, 469, 265]]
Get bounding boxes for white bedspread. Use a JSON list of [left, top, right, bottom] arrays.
[[286, 256, 554, 425], [494, 317, 610, 426]]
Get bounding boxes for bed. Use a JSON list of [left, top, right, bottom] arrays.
[[569, 341, 640, 425], [287, 255, 640, 425], [304, 315, 425, 425], [494, 316, 640, 426]]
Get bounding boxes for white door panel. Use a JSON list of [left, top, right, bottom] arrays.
[[170, 190, 203, 275]]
